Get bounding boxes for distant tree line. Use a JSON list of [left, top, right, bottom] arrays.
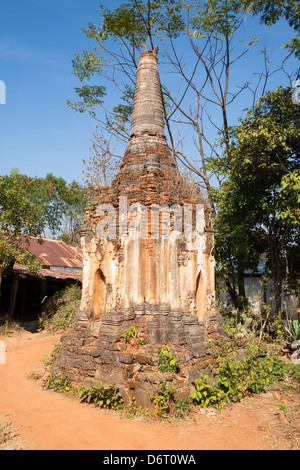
[[0, 169, 87, 312]]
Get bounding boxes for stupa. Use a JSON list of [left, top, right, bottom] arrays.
[[55, 49, 223, 407]]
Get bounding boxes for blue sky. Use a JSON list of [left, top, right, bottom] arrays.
[[0, 0, 297, 185], [0, 0, 108, 184]]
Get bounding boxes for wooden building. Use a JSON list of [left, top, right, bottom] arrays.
[[0, 238, 82, 321]]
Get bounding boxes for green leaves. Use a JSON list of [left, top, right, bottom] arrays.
[[191, 342, 299, 408], [158, 346, 180, 372], [0, 169, 44, 238], [122, 325, 144, 344], [211, 86, 300, 309], [191, 0, 245, 39], [78, 383, 124, 409], [247, 0, 300, 58], [278, 170, 300, 227], [44, 372, 74, 394], [191, 375, 224, 407], [150, 379, 177, 417], [0, 169, 45, 273], [0, 169, 87, 278], [72, 49, 105, 82], [101, 2, 147, 46]]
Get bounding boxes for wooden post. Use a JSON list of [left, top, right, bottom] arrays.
[[21, 278, 27, 320], [8, 274, 19, 319], [40, 279, 48, 304]]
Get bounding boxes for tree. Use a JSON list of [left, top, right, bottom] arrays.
[[212, 86, 300, 312], [68, 0, 296, 209], [82, 126, 121, 203], [3, 172, 88, 243], [0, 169, 45, 312]]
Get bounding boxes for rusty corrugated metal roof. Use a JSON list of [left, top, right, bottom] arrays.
[[13, 263, 82, 281], [21, 237, 83, 269], [12, 237, 83, 281]]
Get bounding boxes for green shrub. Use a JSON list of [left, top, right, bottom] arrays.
[[172, 395, 193, 418], [150, 380, 177, 417], [285, 319, 300, 343], [0, 320, 24, 336], [221, 304, 285, 344], [290, 362, 300, 382], [158, 347, 180, 373], [42, 343, 63, 367], [78, 382, 124, 410], [0, 421, 15, 449], [44, 372, 74, 394], [191, 375, 224, 408], [39, 284, 81, 333], [191, 341, 298, 408], [122, 325, 144, 345]]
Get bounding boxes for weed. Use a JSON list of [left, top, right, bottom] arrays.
[[191, 340, 300, 408], [276, 402, 288, 412], [42, 343, 62, 367], [150, 380, 177, 418], [119, 398, 152, 420], [158, 347, 180, 373], [44, 372, 74, 395], [285, 319, 300, 343], [0, 320, 24, 336], [172, 396, 193, 418], [122, 326, 144, 345], [289, 362, 300, 382], [0, 421, 13, 447], [78, 382, 124, 410], [191, 375, 225, 408], [39, 284, 81, 333]]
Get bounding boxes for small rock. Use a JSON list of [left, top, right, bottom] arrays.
[[277, 412, 288, 424]]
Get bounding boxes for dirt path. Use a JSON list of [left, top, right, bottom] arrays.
[[0, 329, 299, 451]]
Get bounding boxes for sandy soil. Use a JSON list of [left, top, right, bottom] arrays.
[[0, 328, 299, 451]]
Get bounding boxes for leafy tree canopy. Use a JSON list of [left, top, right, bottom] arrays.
[[1, 172, 88, 242], [0, 169, 44, 276], [211, 86, 300, 310], [244, 0, 300, 58]]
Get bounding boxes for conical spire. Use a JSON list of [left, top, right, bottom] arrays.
[[115, 49, 179, 205], [120, 49, 175, 175], [130, 49, 165, 138]]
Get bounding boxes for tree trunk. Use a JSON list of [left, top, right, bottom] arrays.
[[237, 265, 247, 310], [269, 237, 283, 315], [225, 277, 239, 310]]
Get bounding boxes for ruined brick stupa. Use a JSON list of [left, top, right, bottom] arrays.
[[56, 49, 222, 407]]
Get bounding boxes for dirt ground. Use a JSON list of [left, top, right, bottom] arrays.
[[0, 327, 299, 451]]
